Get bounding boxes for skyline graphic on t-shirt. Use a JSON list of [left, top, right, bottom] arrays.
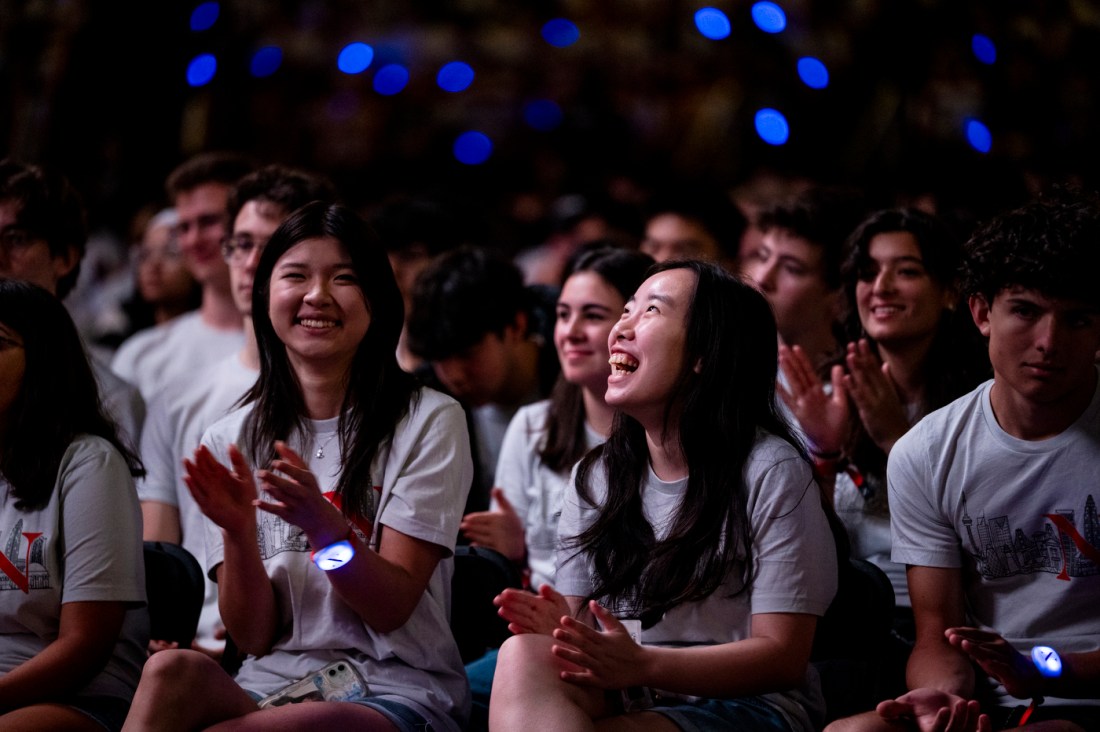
[[962, 493, 1100, 580], [0, 519, 50, 592]]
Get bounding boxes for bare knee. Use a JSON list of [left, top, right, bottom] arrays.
[[824, 710, 906, 732], [140, 648, 224, 695]]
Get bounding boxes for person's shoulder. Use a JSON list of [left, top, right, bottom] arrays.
[[59, 433, 132, 477], [748, 430, 805, 466], [512, 399, 551, 426], [901, 379, 992, 448], [201, 403, 252, 444]]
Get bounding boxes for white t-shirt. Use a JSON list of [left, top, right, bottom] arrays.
[[890, 376, 1100, 708], [556, 433, 837, 732], [90, 352, 145, 450], [111, 311, 244, 402], [138, 353, 257, 647], [201, 387, 473, 731], [493, 400, 603, 589], [0, 435, 147, 703]]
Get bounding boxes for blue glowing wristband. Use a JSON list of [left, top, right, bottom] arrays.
[[1031, 646, 1062, 678], [311, 536, 355, 571]]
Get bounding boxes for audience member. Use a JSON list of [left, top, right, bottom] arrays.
[[0, 279, 146, 732], [781, 208, 989, 692], [131, 208, 199, 328], [743, 186, 870, 372], [111, 151, 253, 401], [406, 246, 560, 512], [825, 190, 1100, 731], [490, 261, 837, 731], [139, 164, 337, 655], [459, 244, 653, 726], [638, 185, 747, 270], [122, 202, 473, 731], [0, 158, 144, 446]]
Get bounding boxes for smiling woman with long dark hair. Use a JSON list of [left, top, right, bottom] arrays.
[[491, 261, 837, 732], [123, 202, 473, 732]]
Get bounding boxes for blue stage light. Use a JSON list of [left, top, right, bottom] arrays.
[[437, 61, 475, 92], [373, 64, 410, 95], [186, 54, 217, 87], [338, 43, 374, 75], [797, 57, 829, 89], [190, 2, 219, 32], [694, 8, 731, 41], [250, 46, 282, 78], [752, 2, 786, 34], [972, 34, 996, 65], [454, 131, 492, 165], [542, 19, 580, 47], [523, 99, 564, 131], [755, 108, 789, 145], [966, 119, 992, 153]]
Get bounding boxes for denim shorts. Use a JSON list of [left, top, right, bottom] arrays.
[[244, 689, 432, 732]]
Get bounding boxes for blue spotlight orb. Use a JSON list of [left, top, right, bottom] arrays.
[[437, 61, 475, 92], [373, 64, 410, 96], [966, 119, 992, 153], [250, 46, 282, 78], [755, 108, 789, 145], [190, 2, 219, 32], [454, 131, 492, 165], [542, 18, 580, 47], [523, 99, 564, 131], [797, 57, 829, 89], [752, 2, 787, 33], [972, 34, 997, 65], [694, 8, 731, 41], [186, 54, 217, 87], [338, 43, 374, 75]]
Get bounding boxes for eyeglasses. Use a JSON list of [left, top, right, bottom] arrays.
[[221, 234, 268, 263], [0, 228, 38, 256]]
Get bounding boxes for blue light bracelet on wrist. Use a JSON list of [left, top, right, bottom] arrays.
[[311, 531, 356, 571]]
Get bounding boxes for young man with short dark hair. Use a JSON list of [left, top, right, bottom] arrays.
[[828, 189, 1100, 732]]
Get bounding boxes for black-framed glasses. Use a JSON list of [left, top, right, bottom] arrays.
[[221, 234, 268, 263]]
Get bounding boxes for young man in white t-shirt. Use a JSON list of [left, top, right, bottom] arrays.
[[828, 189, 1100, 732]]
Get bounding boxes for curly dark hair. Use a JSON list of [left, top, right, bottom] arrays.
[[962, 187, 1100, 307]]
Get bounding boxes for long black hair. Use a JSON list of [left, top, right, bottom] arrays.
[[539, 244, 654, 473], [241, 201, 418, 522], [571, 260, 803, 624], [0, 279, 143, 509]]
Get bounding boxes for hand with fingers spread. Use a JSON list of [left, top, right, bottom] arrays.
[[945, 627, 1039, 700], [183, 443, 260, 534], [877, 687, 991, 732], [842, 339, 912, 454], [551, 601, 648, 690], [459, 487, 527, 563], [495, 584, 571, 636], [255, 440, 349, 549], [778, 343, 851, 456]]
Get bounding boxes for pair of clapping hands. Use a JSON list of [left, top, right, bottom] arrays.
[[183, 440, 351, 551], [779, 340, 912, 457], [495, 585, 651, 690]]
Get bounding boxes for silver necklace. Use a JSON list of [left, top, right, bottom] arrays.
[[314, 432, 339, 459]]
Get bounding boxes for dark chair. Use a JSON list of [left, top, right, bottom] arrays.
[[450, 545, 524, 664], [811, 557, 897, 724], [143, 541, 205, 649]]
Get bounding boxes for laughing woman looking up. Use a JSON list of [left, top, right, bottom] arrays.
[[491, 261, 837, 732], [0, 279, 146, 732], [122, 202, 473, 732]]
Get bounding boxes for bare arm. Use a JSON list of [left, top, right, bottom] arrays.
[[0, 601, 126, 710], [904, 566, 973, 696], [553, 606, 817, 697]]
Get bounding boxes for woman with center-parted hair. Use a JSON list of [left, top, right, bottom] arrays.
[[0, 278, 146, 732], [123, 202, 473, 732], [490, 261, 837, 731]]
